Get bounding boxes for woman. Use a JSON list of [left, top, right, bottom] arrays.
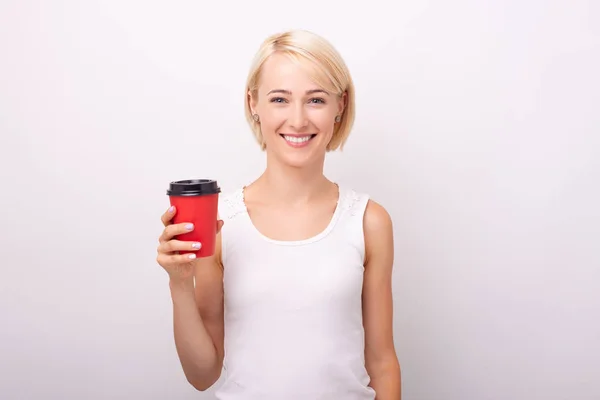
[[157, 30, 401, 399]]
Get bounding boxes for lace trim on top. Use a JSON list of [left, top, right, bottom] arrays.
[[221, 188, 246, 220], [342, 188, 363, 216]]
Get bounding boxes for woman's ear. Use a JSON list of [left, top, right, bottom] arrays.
[[248, 90, 258, 114], [338, 91, 347, 115]]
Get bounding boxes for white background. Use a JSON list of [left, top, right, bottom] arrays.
[[1, 1, 599, 399]]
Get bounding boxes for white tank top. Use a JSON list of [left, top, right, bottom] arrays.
[[215, 185, 376, 400]]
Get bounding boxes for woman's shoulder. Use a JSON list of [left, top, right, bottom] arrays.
[[364, 198, 392, 230], [338, 185, 392, 228]]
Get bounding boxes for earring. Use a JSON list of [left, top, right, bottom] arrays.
[[335, 115, 341, 123], [253, 114, 260, 122]]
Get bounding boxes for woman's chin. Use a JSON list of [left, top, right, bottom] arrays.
[[265, 135, 328, 168], [273, 148, 325, 169]]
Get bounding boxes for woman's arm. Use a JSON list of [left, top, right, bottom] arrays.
[[362, 200, 402, 399], [171, 232, 225, 391]]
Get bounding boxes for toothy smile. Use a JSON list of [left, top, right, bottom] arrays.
[[279, 134, 316, 148]]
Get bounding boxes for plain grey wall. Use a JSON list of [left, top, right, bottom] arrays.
[[1, 0, 599, 399]]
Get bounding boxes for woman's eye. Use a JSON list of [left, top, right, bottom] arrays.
[[269, 97, 325, 104]]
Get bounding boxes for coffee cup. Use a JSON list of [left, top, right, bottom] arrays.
[[166, 179, 221, 258]]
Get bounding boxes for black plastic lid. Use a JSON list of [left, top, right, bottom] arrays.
[[166, 179, 221, 196]]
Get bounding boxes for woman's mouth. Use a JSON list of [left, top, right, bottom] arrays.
[[280, 134, 316, 148]]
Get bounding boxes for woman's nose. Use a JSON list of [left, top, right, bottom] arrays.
[[288, 104, 309, 131]]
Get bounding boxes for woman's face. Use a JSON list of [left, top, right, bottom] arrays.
[[249, 53, 345, 169]]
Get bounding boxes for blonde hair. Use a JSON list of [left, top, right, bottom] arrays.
[[244, 30, 356, 151]]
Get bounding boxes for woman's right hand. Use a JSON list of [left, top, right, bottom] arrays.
[[156, 206, 203, 282]]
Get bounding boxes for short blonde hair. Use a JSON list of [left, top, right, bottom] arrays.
[[244, 30, 356, 151]]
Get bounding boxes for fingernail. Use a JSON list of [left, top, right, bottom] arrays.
[[188, 254, 196, 259], [192, 242, 201, 249], [186, 223, 194, 230], [169, 206, 175, 213]]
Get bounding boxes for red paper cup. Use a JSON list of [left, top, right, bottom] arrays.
[[167, 179, 221, 258]]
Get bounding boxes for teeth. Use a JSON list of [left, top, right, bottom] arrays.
[[283, 135, 312, 143]]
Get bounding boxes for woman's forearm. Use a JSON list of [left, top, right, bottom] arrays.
[[170, 278, 221, 391]]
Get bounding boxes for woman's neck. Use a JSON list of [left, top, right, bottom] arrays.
[[249, 155, 335, 206]]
